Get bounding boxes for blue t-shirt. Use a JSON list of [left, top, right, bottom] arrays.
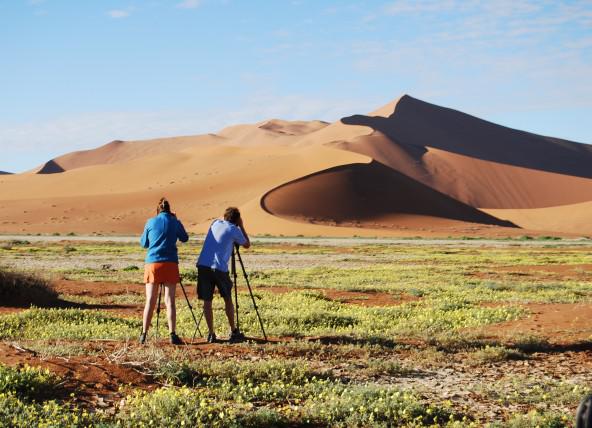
[[197, 220, 247, 272], [140, 212, 189, 263]]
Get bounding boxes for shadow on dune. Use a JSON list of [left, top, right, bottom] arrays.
[[341, 95, 592, 179], [37, 159, 65, 174], [262, 161, 516, 227]]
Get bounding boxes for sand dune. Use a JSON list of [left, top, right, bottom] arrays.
[[484, 201, 592, 236], [0, 142, 367, 235], [262, 161, 515, 228], [332, 131, 592, 209], [2, 95, 591, 236], [258, 119, 329, 135], [342, 95, 592, 179], [0, 171, 12, 175], [216, 119, 329, 147], [33, 135, 225, 174]]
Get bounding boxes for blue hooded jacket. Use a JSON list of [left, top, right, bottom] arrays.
[[140, 212, 189, 263]]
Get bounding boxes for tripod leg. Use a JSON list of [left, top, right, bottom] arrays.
[[236, 247, 267, 341], [155, 284, 163, 338], [179, 281, 202, 341], [192, 310, 204, 341], [232, 247, 239, 333]]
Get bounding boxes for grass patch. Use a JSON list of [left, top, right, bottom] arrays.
[[0, 308, 140, 340]]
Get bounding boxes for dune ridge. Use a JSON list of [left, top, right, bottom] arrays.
[[33, 135, 225, 174]]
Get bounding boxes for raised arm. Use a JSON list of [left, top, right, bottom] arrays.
[[176, 218, 189, 243], [236, 217, 250, 249]]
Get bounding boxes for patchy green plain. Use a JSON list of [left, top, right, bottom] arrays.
[[1, 237, 592, 426]]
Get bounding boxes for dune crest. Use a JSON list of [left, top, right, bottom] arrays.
[[32, 135, 225, 174]]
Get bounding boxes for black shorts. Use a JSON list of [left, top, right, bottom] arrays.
[[197, 266, 233, 301]]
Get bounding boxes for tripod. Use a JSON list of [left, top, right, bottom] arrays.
[[233, 245, 267, 341], [193, 245, 267, 342], [155, 279, 202, 342]]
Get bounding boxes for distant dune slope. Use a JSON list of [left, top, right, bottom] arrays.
[[484, 200, 592, 235], [342, 95, 592, 179], [34, 135, 224, 174], [0, 171, 13, 175]]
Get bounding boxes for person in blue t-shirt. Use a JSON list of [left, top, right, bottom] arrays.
[[196, 206, 250, 343], [140, 197, 188, 345]]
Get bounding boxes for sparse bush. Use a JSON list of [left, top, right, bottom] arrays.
[[470, 345, 527, 363], [0, 268, 57, 307], [0, 364, 62, 401], [0, 392, 101, 427]]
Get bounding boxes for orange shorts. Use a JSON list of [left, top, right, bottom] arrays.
[[144, 262, 180, 285]]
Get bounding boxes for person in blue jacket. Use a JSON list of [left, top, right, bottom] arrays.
[[196, 206, 250, 343], [139, 197, 188, 345]]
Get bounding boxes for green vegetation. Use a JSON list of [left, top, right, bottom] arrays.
[[0, 238, 590, 426]]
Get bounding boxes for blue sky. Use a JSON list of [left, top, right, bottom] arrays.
[[1, 0, 591, 172]]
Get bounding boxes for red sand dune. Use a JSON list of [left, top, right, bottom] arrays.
[[331, 131, 592, 209], [1, 98, 591, 236], [262, 161, 515, 228]]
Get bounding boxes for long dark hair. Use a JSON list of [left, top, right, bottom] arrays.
[[157, 197, 171, 215]]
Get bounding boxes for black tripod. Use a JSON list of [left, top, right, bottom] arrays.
[[193, 245, 267, 342], [155, 279, 202, 342], [233, 244, 267, 341]]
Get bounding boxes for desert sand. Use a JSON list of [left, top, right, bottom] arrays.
[[1, 95, 591, 237]]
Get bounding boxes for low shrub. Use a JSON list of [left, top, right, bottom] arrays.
[[0, 268, 57, 307], [0, 364, 62, 401]]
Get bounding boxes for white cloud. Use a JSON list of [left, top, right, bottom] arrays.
[[384, 0, 457, 15], [107, 9, 131, 19], [176, 0, 201, 9]]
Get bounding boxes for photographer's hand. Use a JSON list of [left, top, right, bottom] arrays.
[[238, 218, 250, 249]]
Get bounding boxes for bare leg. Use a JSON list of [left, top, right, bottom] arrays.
[[223, 295, 236, 332], [163, 283, 176, 333], [203, 300, 215, 335], [142, 283, 159, 333]]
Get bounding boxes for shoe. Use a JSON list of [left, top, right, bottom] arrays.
[[170, 332, 183, 345], [207, 332, 218, 343], [229, 329, 246, 343], [139, 332, 147, 345]]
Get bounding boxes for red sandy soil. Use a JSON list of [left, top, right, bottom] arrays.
[[2, 96, 592, 236], [0, 341, 155, 406], [480, 302, 592, 345]]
